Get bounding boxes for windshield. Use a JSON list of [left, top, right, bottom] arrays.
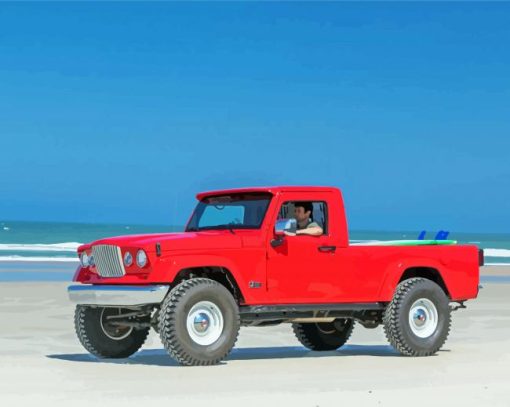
[[186, 193, 272, 231]]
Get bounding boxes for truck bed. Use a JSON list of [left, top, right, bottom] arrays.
[[343, 243, 480, 303]]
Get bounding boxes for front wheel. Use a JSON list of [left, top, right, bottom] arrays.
[[74, 306, 150, 358], [158, 278, 240, 366], [383, 278, 451, 356]]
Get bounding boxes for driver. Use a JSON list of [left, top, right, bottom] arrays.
[[285, 201, 323, 236]]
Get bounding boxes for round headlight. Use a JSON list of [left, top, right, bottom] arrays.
[[136, 250, 148, 268], [80, 252, 90, 267], [89, 255, 95, 267], [123, 251, 133, 267]]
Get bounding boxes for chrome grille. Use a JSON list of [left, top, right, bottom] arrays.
[[91, 245, 126, 278]]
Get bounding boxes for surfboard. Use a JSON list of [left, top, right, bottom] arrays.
[[351, 239, 457, 247]]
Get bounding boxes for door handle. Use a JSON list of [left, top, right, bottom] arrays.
[[270, 238, 284, 248], [318, 245, 336, 253]]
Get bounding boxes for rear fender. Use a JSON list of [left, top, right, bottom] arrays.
[[377, 258, 449, 301]]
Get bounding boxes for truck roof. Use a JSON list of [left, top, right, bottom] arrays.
[[196, 186, 340, 200]]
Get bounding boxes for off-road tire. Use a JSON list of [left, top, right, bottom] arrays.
[[74, 306, 150, 358], [383, 277, 451, 356], [292, 318, 354, 351], [158, 278, 240, 366]]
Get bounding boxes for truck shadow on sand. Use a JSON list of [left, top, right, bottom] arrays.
[[48, 344, 408, 367]]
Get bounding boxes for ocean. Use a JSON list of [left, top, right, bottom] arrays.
[[0, 220, 509, 265]]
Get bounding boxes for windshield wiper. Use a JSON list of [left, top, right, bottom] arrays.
[[192, 224, 237, 233]]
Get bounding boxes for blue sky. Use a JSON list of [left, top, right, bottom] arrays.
[[0, 2, 509, 232]]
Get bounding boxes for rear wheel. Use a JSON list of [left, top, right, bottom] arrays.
[[74, 306, 150, 358], [292, 318, 354, 351], [158, 278, 240, 366], [383, 277, 451, 356]]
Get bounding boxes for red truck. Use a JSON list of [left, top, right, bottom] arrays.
[[68, 186, 482, 366]]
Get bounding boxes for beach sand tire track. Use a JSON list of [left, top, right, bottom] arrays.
[[74, 306, 150, 358], [292, 319, 354, 351], [158, 278, 240, 366], [383, 277, 451, 357]]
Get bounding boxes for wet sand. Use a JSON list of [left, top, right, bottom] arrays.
[[479, 265, 510, 275], [0, 268, 509, 406]]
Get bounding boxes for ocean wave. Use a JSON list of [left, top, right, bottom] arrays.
[[0, 241, 508, 262], [484, 249, 510, 258], [0, 242, 82, 252], [485, 263, 510, 266], [0, 256, 79, 262]]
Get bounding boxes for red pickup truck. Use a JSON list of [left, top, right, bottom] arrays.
[[68, 186, 481, 366]]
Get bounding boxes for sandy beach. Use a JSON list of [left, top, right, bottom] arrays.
[[0, 266, 509, 406], [2, 0, 509, 404]]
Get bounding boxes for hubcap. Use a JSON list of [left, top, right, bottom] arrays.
[[408, 298, 438, 338], [186, 301, 224, 346], [193, 312, 210, 333]]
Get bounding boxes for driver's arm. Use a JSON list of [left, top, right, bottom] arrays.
[[296, 226, 323, 236], [284, 225, 324, 237]]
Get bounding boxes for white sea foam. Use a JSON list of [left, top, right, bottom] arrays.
[[0, 242, 507, 263], [350, 240, 380, 245], [485, 263, 510, 266], [0, 256, 79, 262], [0, 242, 82, 252], [484, 249, 510, 258]]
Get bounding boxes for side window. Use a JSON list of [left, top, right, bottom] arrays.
[[278, 201, 328, 234]]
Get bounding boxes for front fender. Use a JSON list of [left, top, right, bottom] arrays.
[[151, 253, 252, 302]]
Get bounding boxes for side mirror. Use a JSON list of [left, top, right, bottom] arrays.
[[274, 218, 297, 236]]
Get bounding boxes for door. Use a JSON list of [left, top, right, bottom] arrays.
[[266, 193, 342, 304]]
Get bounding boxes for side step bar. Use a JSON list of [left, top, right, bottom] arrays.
[[239, 302, 385, 322]]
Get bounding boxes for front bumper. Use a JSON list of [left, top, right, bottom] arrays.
[[68, 284, 170, 306]]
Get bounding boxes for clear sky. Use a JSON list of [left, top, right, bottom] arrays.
[[0, 2, 509, 232]]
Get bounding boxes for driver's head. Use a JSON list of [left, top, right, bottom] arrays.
[[294, 202, 313, 222]]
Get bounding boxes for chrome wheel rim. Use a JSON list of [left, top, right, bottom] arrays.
[[186, 301, 224, 346], [316, 322, 336, 334], [100, 308, 133, 340], [408, 298, 438, 338]]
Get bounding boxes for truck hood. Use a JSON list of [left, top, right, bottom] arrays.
[[80, 231, 242, 253]]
